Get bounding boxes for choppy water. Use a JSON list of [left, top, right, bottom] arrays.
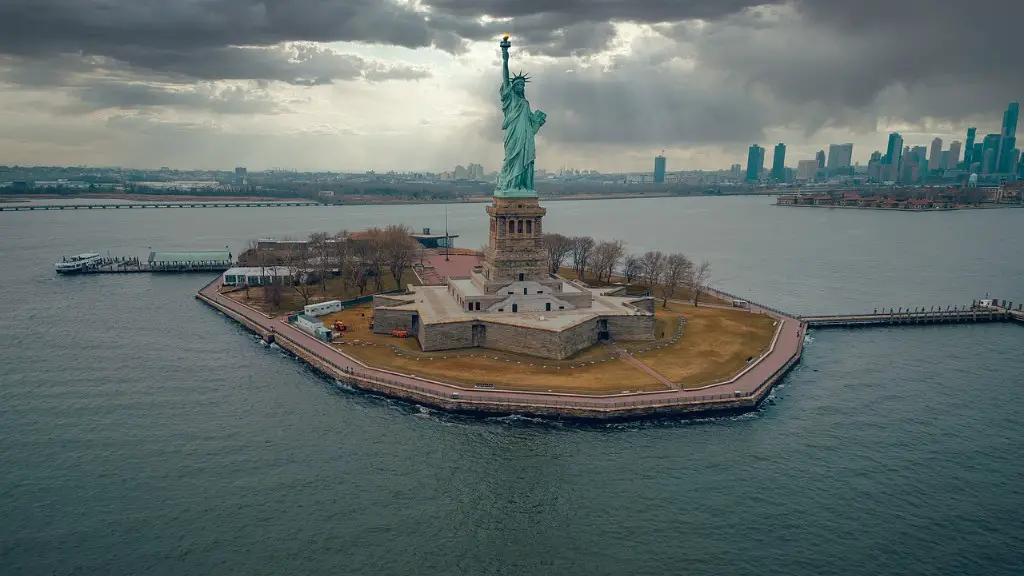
[[1, 196, 1022, 575]]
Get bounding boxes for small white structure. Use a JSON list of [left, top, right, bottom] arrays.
[[732, 299, 750, 309], [292, 313, 334, 342], [304, 300, 344, 317], [222, 266, 291, 286]]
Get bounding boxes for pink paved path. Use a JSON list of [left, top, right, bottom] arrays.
[[198, 280, 805, 417]]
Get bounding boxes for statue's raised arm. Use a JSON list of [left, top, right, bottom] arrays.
[[500, 35, 511, 89]]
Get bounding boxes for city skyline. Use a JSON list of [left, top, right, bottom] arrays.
[[0, 2, 1022, 173]]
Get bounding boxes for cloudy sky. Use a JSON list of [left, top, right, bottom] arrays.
[[0, 0, 1020, 173]]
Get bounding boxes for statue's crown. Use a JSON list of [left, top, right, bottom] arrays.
[[511, 70, 531, 84]]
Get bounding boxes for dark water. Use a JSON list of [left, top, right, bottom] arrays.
[[2, 197, 1023, 575]]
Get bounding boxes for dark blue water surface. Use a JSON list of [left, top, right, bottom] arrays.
[[1, 197, 1022, 575]]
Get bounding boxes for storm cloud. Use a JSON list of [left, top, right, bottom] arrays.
[[0, 0, 1021, 169]]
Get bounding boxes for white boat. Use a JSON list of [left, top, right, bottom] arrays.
[[55, 253, 103, 274]]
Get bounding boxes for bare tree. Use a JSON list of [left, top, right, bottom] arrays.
[[623, 254, 642, 285], [641, 250, 666, 288], [283, 238, 318, 306], [331, 230, 352, 292], [596, 239, 625, 284], [543, 233, 573, 274], [265, 278, 283, 309], [689, 260, 713, 307], [569, 235, 595, 280], [308, 232, 332, 293], [661, 253, 693, 308], [359, 227, 389, 293], [384, 224, 417, 288]]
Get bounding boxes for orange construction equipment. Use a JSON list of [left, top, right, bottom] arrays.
[[390, 329, 409, 338]]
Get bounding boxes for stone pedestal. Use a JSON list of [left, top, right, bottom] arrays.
[[482, 196, 548, 290]]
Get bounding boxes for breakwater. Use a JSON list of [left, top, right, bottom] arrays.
[[2, 201, 320, 211]]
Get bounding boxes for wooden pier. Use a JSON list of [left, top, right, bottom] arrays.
[[3, 201, 320, 211], [803, 303, 1023, 328]]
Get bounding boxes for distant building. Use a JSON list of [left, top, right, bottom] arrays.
[[929, 138, 943, 172], [881, 133, 904, 181], [816, 150, 826, 170], [948, 141, 962, 170], [867, 151, 882, 181], [796, 159, 819, 181], [467, 163, 485, 180], [963, 127, 977, 168], [827, 143, 854, 173], [884, 133, 903, 166], [745, 144, 763, 181], [730, 164, 742, 179], [454, 165, 468, 179], [233, 167, 247, 187], [997, 102, 1019, 173], [653, 155, 666, 183], [981, 134, 1001, 174], [771, 143, 786, 181]]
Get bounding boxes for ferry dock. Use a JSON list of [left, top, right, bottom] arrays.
[[56, 250, 234, 275], [5, 201, 319, 211]]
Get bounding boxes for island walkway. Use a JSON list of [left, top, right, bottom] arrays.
[[197, 279, 805, 419]]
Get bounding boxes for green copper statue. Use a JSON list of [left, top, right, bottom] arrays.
[[495, 35, 546, 198]]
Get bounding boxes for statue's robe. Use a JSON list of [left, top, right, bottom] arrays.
[[497, 82, 544, 192]]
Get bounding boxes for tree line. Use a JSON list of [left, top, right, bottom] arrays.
[[543, 233, 713, 307], [241, 225, 420, 307]]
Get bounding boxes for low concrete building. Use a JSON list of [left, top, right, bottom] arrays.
[[373, 195, 655, 359]]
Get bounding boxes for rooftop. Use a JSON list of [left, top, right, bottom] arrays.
[[381, 283, 650, 331]]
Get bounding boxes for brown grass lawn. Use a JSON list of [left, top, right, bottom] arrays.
[[314, 302, 776, 395], [635, 302, 778, 389], [320, 305, 664, 395], [225, 269, 420, 315]]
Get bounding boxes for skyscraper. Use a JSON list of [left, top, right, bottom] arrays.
[[996, 102, 1019, 173], [653, 154, 666, 183], [884, 132, 903, 166], [867, 151, 882, 181], [815, 150, 826, 169], [998, 136, 1017, 173], [981, 133, 1001, 174], [1002, 102, 1019, 137], [757, 146, 766, 176], [796, 160, 819, 180], [826, 143, 854, 173], [948, 141, 962, 169], [745, 144, 762, 181], [963, 127, 977, 168], [929, 138, 943, 172], [771, 143, 786, 181]]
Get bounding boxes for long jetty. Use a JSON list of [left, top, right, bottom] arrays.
[[802, 302, 1023, 328], [2, 201, 320, 211], [77, 261, 233, 274]]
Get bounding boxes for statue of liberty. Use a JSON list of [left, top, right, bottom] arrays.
[[495, 35, 546, 197]]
